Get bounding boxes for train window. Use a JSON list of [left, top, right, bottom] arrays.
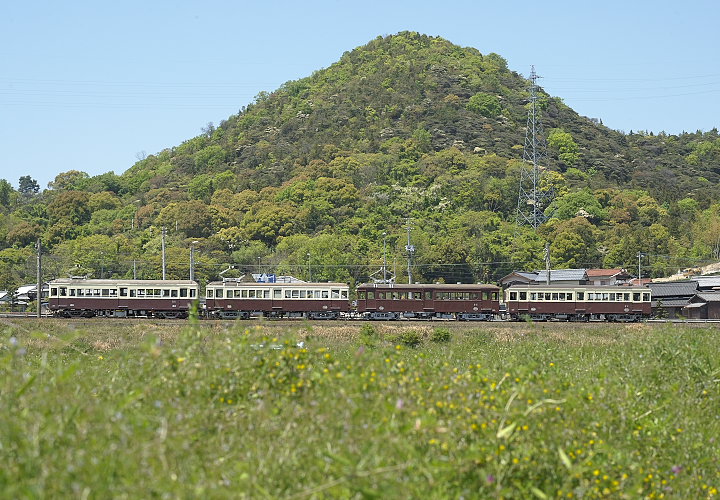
[[366, 291, 373, 300], [50, 287, 57, 296], [378, 292, 385, 300], [587, 293, 594, 300], [274, 289, 282, 299], [119, 288, 127, 297], [137, 289, 145, 297], [519, 291, 527, 300], [623, 293, 629, 301], [414, 292, 421, 300], [551, 293, 559, 301], [162, 289, 170, 297], [602, 293, 609, 301], [330, 289, 339, 299], [249, 290, 257, 298], [341, 290, 348, 299], [399, 292, 406, 300], [92, 289, 100, 296], [577, 292, 584, 300], [61, 287, 67, 296], [359, 291, 366, 300], [530, 292, 537, 301], [322, 290, 329, 299], [426, 291, 433, 300], [643, 293, 650, 302], [609, 293, 616, 301], [129, 289, 136, 297], [545, 293, 552, 300], [231, 290, 239, 298], [291, 290, 299, 298], [216, 289, 223, 299], [181, 288, 188, 298], [509, 291, 517, 301], [264, 290, 271, 299], [285, 290, 291, 299], [171, 290, 177, 297], [298, 290, 306, 298], [101, 289, 109, 297], [566, 293, 573, 301], [190, 289, 196, 298]]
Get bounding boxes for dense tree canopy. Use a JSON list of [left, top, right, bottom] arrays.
[[2, 32, 720, 289]]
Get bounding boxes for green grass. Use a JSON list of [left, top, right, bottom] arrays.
[[1, 320, 719, 498]]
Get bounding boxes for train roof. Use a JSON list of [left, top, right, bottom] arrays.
[[206, 281, 349, 287], [357, 283, 499, 290], [506, 283, 649, 290], [49, 278, 198, 286]]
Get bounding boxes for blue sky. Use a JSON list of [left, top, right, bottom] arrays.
[[2, 0, 718, 189]]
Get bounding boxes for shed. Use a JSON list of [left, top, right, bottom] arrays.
[[684, 293, 720, 320]]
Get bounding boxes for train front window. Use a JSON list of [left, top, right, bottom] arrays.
[[190, 289, 196, 298], [216, 289, 223, 299], [367, 291, 374, 300]]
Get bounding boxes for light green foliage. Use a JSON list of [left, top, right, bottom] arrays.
[[467, 92, 502, 118], [548, 129, 580, 167], [548, 189, 606, 221], [1, 323, 718, 498]]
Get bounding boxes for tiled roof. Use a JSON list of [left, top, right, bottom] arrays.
[[695, 292, 720, 303], [534, 269, 588, 282], [648, 282, 699, 297], [652, 298, 691, 307], [694, 276, 720, 290], [586, 269, 623, 278]]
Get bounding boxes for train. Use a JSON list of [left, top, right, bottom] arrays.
[[47, 277, 653, 322]]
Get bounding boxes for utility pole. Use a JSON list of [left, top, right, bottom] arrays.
[[190, 241, 198, 281], [36, 238, 42, 319], [405, 219, 415, 284], [161, 226, 167, 280], [544, 242, 551, 285], [382, 232, 388, 283], [637, 252, 646, 281], [133, 259, 137, 280], [307, 252, 312, 282], [516, 66, 553, 229]]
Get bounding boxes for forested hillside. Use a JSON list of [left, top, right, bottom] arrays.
[[2, 31, 720, 291]]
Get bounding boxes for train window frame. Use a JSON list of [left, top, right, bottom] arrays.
[[566, 293, 573, 301], [163, 289, 171, 298], [366, 291, 374, 300], [425, 291, 432, 300], [643, 292, 650, 302], [206, 289, 213, 298], [551, 293, 559, 301], [509, 291, 517, 301], [180, 288, 188, 298], [190, 289, 196, 298], [577, 292, 584, 300], [322, 290, 330, 299], [530, 292, 537, 301], [273, 289, 282, 299], [216, 289, 224, 299], [519, 291, 527, 301]]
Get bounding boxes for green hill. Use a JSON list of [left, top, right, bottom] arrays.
[[2, 31, 720, 289]]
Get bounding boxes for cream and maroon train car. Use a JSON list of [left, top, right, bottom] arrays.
[[356, 283, 500, 320], [48, 278, 199, 318], [504, 284, 651, 321], [205, 280, 350, 319]]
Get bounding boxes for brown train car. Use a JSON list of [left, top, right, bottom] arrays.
[[504, 284, 651, 322], [356, 283, 500, 320], [205, 280, 350, 319], [48, 278, 199, 318]]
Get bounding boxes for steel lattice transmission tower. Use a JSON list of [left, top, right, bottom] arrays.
[[516, 66, 553, 229]]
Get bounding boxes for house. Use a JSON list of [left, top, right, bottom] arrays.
[[533, 269, 589, 285], [499, 271, 538, 287], [647, 281, 699, 318], [586, 269, 632, 286], [684, 293, 720, 320]]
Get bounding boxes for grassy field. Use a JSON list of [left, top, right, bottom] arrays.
[[1, 319, 719, 499]]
